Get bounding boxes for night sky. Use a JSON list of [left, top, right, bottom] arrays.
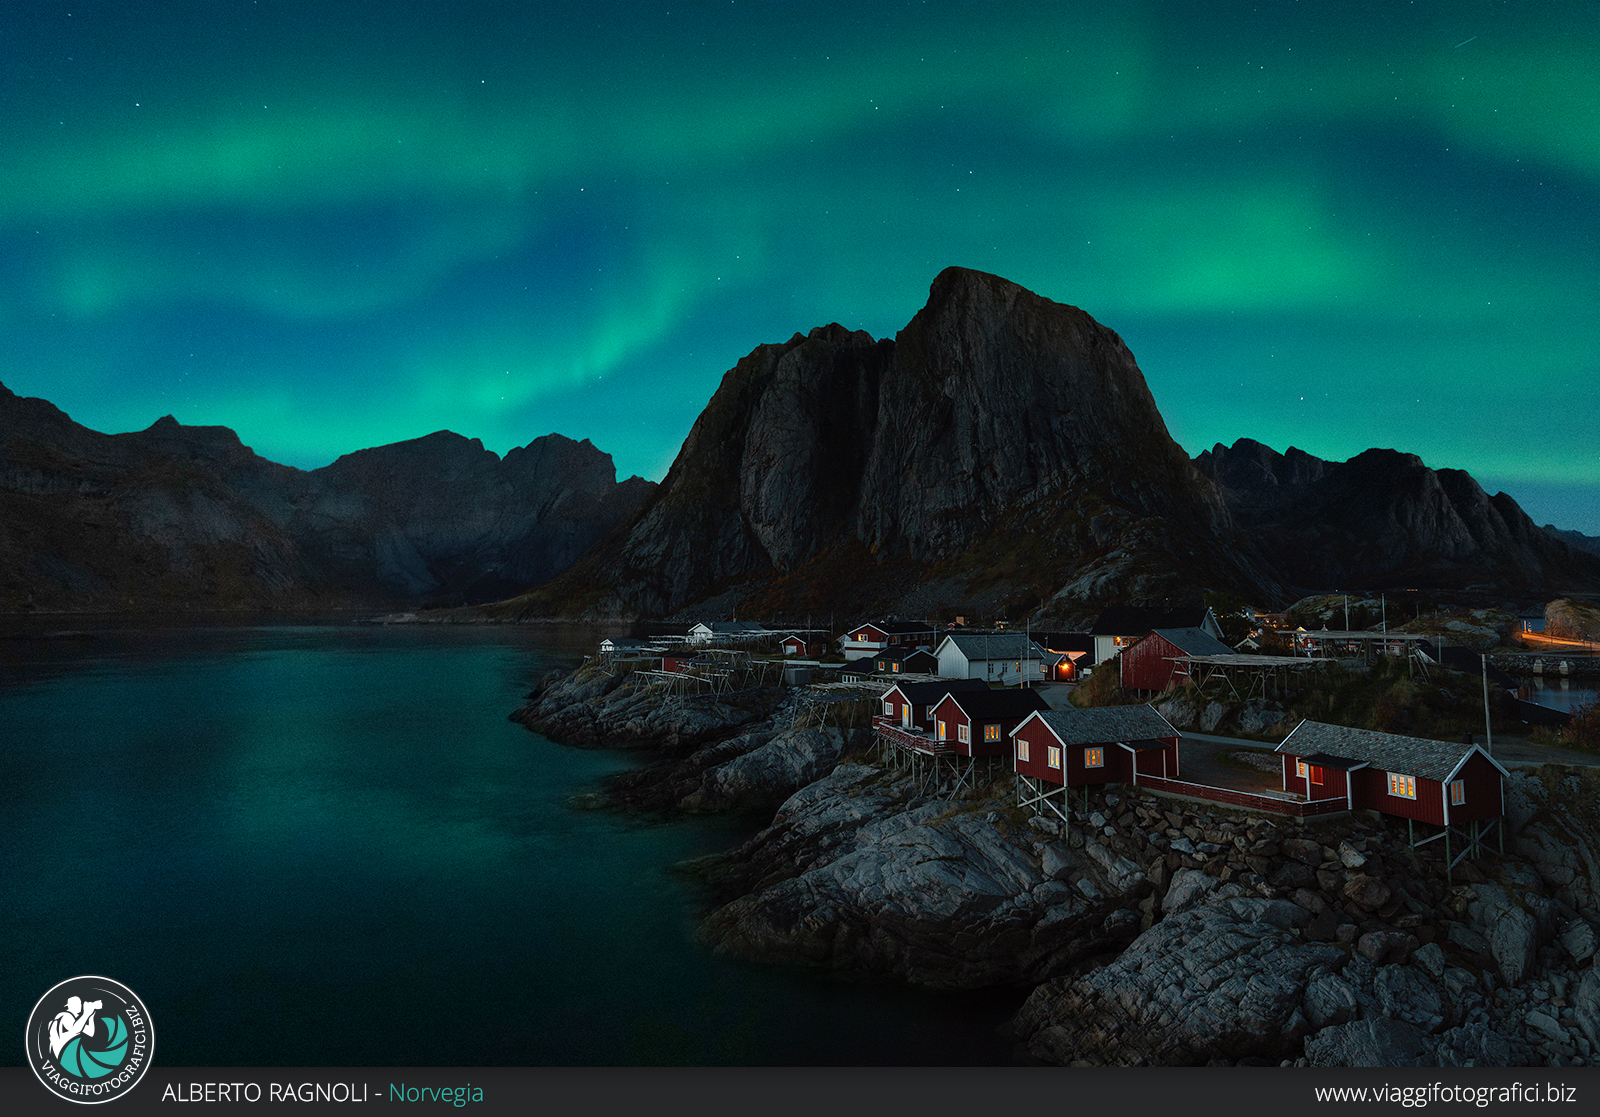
[[4, 2, 1597, 531]]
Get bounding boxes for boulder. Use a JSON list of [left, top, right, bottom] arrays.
[[1374, 965, 1443, 1032], [682, 726, 846, 811], [1014, 897, 1336, 1065], [1305, 1018, 1433, 1068], [1162, 868, 1221, 914], [1575, 966, 1600, 1048]]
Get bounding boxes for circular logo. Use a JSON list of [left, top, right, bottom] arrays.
[[25, 976, 155, 1105]]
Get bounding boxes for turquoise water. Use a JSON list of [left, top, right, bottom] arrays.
[[0, 620, 1022, 1065]]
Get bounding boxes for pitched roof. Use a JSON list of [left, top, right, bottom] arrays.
[[1148, 627, 1234, 657], [1026, 704, 1178, 746], [1090, 606, 1210, 636], [1276, 720, 1511, 784], [856, 620, 937, 635], [942, 688, 1051, 720], [883, 678, 989, 704], [938, 634, 1047, 660]]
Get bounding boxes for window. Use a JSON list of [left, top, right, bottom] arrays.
[[984, 723, 1001, 742], [936, 722, 947, 742], [1388, 773, 1416, 799], [883, 700, 893, 716], [1450, 780, 1466, 806], [1309, 766, 1324, 786], [1016, 738, 1029, 762], [1296, 760, 1307, 778], [1084, 747, 1104, 768], [892, 662, 900, 672], [958, 723, 970, 744], [1047, 746, 1061, 769]]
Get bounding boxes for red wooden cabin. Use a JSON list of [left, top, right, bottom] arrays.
[[1276, 720, 1508, 829], [1120, 627, 1233, 694], [931, 688, 1049, 757], [878, 678, 987, 732], [1011, 704, 1181, 789]]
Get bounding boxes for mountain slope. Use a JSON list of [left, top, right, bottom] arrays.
[[1195, 438, 1600, 595]]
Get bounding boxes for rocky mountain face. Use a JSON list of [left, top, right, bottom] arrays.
[[1195, 438, 1600, 597], [0, 381, 653, 612], [500, 267, 1282, 622]]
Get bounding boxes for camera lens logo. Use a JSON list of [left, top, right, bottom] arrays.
[[25, 976, 154, 1104]]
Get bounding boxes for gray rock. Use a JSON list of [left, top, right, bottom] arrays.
[[1526, 1009, 1567, 1045], [1083, 840, 1146, 894], [1281, 838, 1324, 866], [1576, 967, 1600, 1048], [683, 726, 846, 810], [1015, 897, 1341, 1065], [1162, 867, 1221, 914], [1431, 1022, 1517, 1067], [1446, 922, 1491, 956], [1040, 844, 1075, 881], [1357, 930, 1414, 965], [1338, 840, 1368, 870], [1303, 974, 1361, 1030], [1375, 965, 1444, 1032], [1305, 1018, 1433, 1068], [1411, 942, 1446, 979], [1560, 919, 1598, 964]]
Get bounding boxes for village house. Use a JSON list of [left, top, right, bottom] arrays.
[[688, 621, 771, 645], [1120, 627, 1235, 694], [598, 637, 654, 656], [1033, 632, 1094, 681], [879, 678, 988, 731], [1275, 720, 1508, 836], [841, 621, 938, 661], [875, 646, 940, 675], [1090, 605, 1223, 666], [931, 687, 1049, 756], [933, 633, 1047, 686], [1012, 704, 1182, 788], [778, 634, 828, 656]]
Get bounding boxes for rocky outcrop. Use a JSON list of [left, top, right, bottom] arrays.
[[501, 267, 1281, 622], [692, 766, 1150, 988], [1197, 438, 1600, 596], [1015, 896, 1339, 1065], [1545, 599, 1600, 643], [0, 381, 653, 612]]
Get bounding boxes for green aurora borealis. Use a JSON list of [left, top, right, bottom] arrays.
[[4, 1, 1598, 530]]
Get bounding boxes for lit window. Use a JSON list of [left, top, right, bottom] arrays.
[[958, 724, 970, 744], [1085, 747, 1104, 768], [936, 722, 946, 741], [984, 724, 1001, 742], [1296, 760, 1307, 778], [1450, 780, 1466, 806], [1310, 766, 1324, 786], [1047, 746, 1061, 769], [892, 663, 900, 672], [1017, 738, 1029, 762], [1388, 773, 1416, 799]]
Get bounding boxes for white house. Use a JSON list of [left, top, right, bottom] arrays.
[[840, 621, 938, 661], [688, 621, 770, 645], [933, 633, 1047, 687]]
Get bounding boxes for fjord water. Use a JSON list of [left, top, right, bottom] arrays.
[[0, 621, 1020, 1065]]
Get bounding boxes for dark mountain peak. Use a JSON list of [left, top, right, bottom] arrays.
[[501, 269, 1278, 621]]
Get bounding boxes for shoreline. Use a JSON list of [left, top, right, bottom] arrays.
[[512, 658, 1600, 1066]]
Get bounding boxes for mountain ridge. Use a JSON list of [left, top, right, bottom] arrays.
[[0, 380, 654, 612]]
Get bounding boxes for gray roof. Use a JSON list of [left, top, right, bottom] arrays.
[[1148, 628, 1233, 656], [1028, 704, 1178, 746], [939, 634, 1047, 660], [1276, 720, 1510, 784]]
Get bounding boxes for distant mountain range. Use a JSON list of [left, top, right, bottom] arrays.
[[6, 267, 1598, 619], [0, 383, 652, 612]]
